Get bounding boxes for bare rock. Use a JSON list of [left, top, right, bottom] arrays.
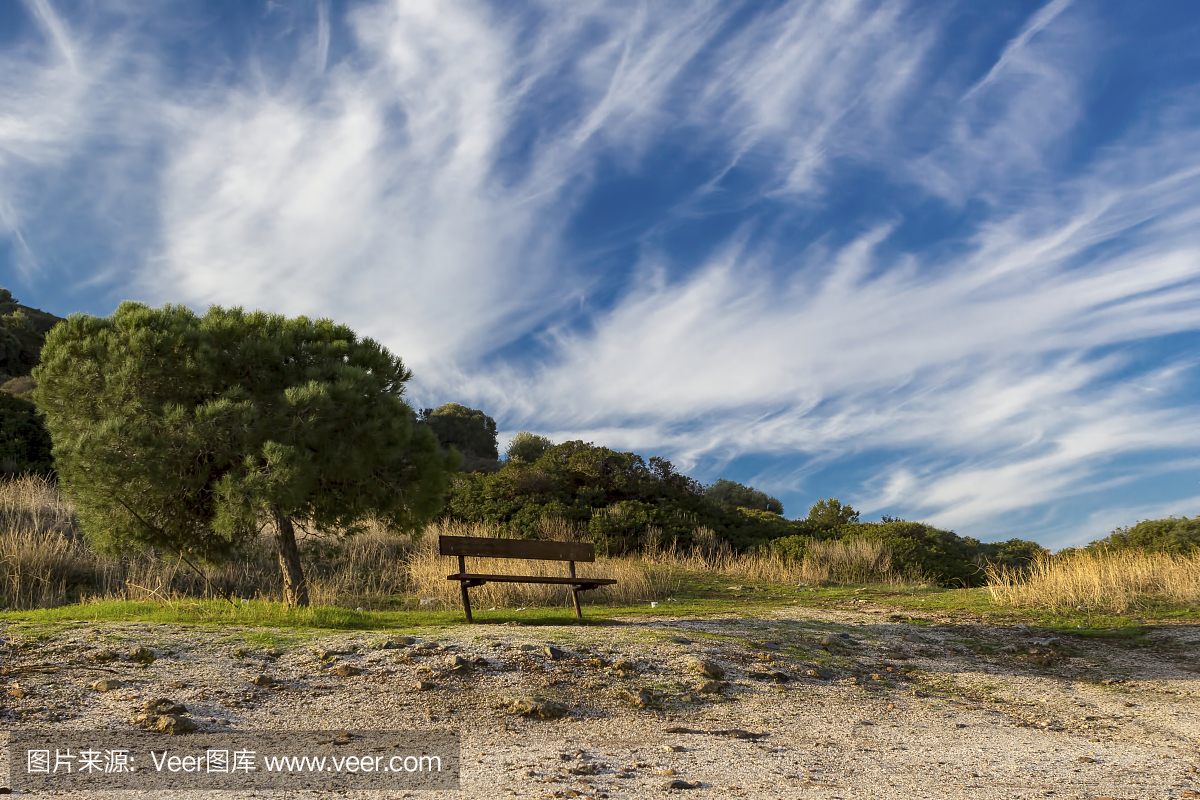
[[144, 698, 187, 715], [134, 712, 197, 735], [509, 697, 569, 719], [620, 687, 661, 709], [128, 647, 155, 664], [663, 779, 701, 789], [692, 660, 724, 680]]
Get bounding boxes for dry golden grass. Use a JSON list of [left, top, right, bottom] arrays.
[[2, 477, 919, 611], [985, 548, 1200, 613]]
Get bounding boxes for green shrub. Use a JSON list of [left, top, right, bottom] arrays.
[[0, 392, 53, 476], [1087, 517, 1200, 554]]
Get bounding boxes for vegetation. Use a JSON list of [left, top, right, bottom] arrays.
[[420, 402, 499, 461], [504, 431, 554, 464], [1, 289, 1194, 623], [0, 392, 53, 477], [705, 478, 783, 514], [1086, 516, 1200, 554], [986, 549, 1200, 614], [0, 286, 64, 382], [32, 303, 456, 607]]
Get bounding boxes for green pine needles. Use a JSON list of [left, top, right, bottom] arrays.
[[32, 302, 457, 607]]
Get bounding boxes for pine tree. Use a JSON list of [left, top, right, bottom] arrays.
[[33, 302, 456, 606]]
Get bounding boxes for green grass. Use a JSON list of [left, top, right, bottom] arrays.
[[2, 577, 1196, 634]]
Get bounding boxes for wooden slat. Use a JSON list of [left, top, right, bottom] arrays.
[[446, 573, 616, 586], [438, 535, 595, 562]]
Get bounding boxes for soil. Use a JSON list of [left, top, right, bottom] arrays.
[[1, 605, 1198, 799]]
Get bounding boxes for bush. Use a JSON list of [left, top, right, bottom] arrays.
[[0, 392, 53, 476], [705, 478, 783, 514], [505, 431, 553, 464], [420, 403, 499, 460], [1087, 517, 1200, 555]]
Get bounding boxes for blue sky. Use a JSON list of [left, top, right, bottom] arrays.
[[4, 0, 1200, 548]]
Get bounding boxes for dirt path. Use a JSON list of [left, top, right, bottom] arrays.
[[2, 608, 1198, 798]]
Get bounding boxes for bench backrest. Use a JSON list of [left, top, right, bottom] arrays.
[[439, 535, 595, 563]]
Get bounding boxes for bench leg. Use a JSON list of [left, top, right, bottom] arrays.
[[459, 581, 474, 623], [570, 586, 583, 619]]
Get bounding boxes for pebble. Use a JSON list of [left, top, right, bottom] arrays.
[[663, 779, 701, 790], [333, 664, 363, 677], [91, 678, 122, 692], [693, 660, 725, 680], [509, 697, 569, 719]]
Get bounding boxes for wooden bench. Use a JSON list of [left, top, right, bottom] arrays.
[[440, 535, 617, 623]]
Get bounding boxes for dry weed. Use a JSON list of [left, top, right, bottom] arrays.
[[985, 549, 1200, 613]]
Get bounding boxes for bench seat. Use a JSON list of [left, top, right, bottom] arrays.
[[446, 573, 617, 586]]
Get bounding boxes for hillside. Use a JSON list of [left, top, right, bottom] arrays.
[[0, 286, 66, 396]]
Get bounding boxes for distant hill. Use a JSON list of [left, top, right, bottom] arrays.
[[1, 287, 66, 397]]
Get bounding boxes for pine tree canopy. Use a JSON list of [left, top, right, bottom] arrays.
[[32, 302, 456, 606]]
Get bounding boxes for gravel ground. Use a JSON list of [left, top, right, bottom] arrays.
[[2, 605, 1198, 799]]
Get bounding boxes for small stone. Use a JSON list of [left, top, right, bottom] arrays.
[[761, 642, 780, 650], [144, 698, 187, 715], [451, 654, 471, 668], [137, 713, 197, 735], [250, 674, 276, 687], [663, 779, 700, 790], [766, 671, 791, 683], [264, 648, 284, 658], [509, 697, 569, 719], [692, 660, 724, 680], [382, 637, 416, 649], [233, 648, 248, 658], [805, 667, 834, 680], [8, 684, 29, 699], [414, 680, 436, 691], [168, 681, 188, 689], [91, 678, 122, 692], [544, 646, 566, 660], [1076, 756, 1097, 763], [334, 664, 362, 677], [667, 636, 692, 644], [620, 688, 659, 709], [91, 649, 118, 662], [664, 745, 686, 752], [696, 680, 724, 694], [518, 644, 539, 651], [128, 647, 155, 664]]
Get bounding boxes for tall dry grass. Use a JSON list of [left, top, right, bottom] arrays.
[[985, 549, 1200, 613], [662, 528, 917, 586], [2, 476, 920, 611]]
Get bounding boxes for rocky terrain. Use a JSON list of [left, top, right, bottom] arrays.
[[2, 606, 1199, 799]]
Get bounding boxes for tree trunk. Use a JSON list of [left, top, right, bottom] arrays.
[[273, 507, 309, 608]]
